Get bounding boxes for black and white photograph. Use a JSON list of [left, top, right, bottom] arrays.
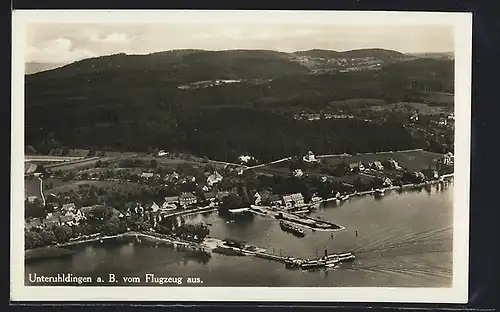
[[11, 10, 471, 302]]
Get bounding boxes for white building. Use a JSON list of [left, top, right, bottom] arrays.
[[382, 178, 392, 187], [161, 196, 178, 212], [388, 159, 402, 170], [151, 202, 160, 213], [238, 155, 254, 163], [372, 161, 384, 170], [254, 192, 262, 205], [26, 196, 38, 203], [303, 151, 318, 163], [282, 193, 305, 208], [293, 168, 304, 178], [207, 171, 223, 186], [179, 193, 198, 208], [140, 172, 155, 179]]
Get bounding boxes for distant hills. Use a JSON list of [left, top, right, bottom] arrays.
[[406, 52, 454, 60], [24, 48, 436, 75], [25, 62, 64, 75], [24, 48, 454, 157], [294, 48, 409, 60]]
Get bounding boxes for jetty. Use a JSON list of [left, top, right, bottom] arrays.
[[209, 238, 354, 271], [257, 249, 356, 270]]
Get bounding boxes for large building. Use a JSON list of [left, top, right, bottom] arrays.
[[179, 193, 197, 207], [282, 193, 305, 208]]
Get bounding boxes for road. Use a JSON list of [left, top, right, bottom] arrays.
[[25, 155, 85, 162]]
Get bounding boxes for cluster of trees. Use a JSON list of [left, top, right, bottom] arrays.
[[25, 199, 47, 219], [27, 102, 450, 162], [25, 201, 210, 250], [25, 205, 129, 250]]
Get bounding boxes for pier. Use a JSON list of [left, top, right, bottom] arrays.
[[253, 250, 356, 270], [211, 238, 355, 270]]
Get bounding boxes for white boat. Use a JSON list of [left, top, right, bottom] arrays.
[[311, 196, 322, 202]]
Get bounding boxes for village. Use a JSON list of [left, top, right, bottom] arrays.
[[24, 146, 455, 254]]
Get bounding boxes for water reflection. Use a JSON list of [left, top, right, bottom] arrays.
[[26, 184, 453, 287]]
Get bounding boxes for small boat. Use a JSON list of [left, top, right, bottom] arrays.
[[279, 221, 305, 237], [311, 196, 322, 203], [301, 260, 325, 270], [338, 252, 356, 262]]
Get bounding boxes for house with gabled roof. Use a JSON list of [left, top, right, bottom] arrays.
[[282, 193, 305, 208], [372, 161, 384, 170], [179, 192, 197, 208], [349, 162, 365, 172], [161, 196, 179, 212], [140, 172, 155, 179], [268, 194, 282, 206], [303, 151, 318, 163], [207, 171, 223, 186]]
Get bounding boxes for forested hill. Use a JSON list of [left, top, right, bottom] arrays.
[[26, 49, 308, 83], [25, 49, 454, 160], [293, 48, 409, 62]]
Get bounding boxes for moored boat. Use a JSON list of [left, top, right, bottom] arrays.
[[301, 260, 325, 270], [311, 195, 322, 203], [340, 195, 350, 201], [279, 221, 305, 237], [338, 252, 356, 262]]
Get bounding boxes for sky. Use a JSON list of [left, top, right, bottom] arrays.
[[25, 23, 454, 64]]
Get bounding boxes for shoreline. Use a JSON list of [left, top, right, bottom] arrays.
[[25, 231, 215, 260], [322, 174, 453, 204], [25, 177, 453, 260]]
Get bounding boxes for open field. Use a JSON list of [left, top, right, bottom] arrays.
[[25, 155, 84, 162], [63, 149, 141, 157], [260, 150, 443, 173], [328, 98, 387, 107], [45, 157, 110, 171], [135, 156, 203, 166], [252, 165, 366, 185], [134, 155, 240, 170], [367, 102, 452, 115], [45, 179, 143, 194], [46, 153, 140, 172], [319, 150, 444, 171], [421, 92, 454, 105], [25, 178, 41, 198]]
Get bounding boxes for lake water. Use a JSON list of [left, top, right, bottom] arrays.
[[25, 183, 453, 287]]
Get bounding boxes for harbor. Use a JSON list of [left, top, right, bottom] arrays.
[[26, 182, 453, 287], [210, 238, 355, 271]]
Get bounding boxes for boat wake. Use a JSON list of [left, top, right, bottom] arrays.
[[346, 226, 453, 279], [345, 264, 452, 279], [353, 226, 452, 255]]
